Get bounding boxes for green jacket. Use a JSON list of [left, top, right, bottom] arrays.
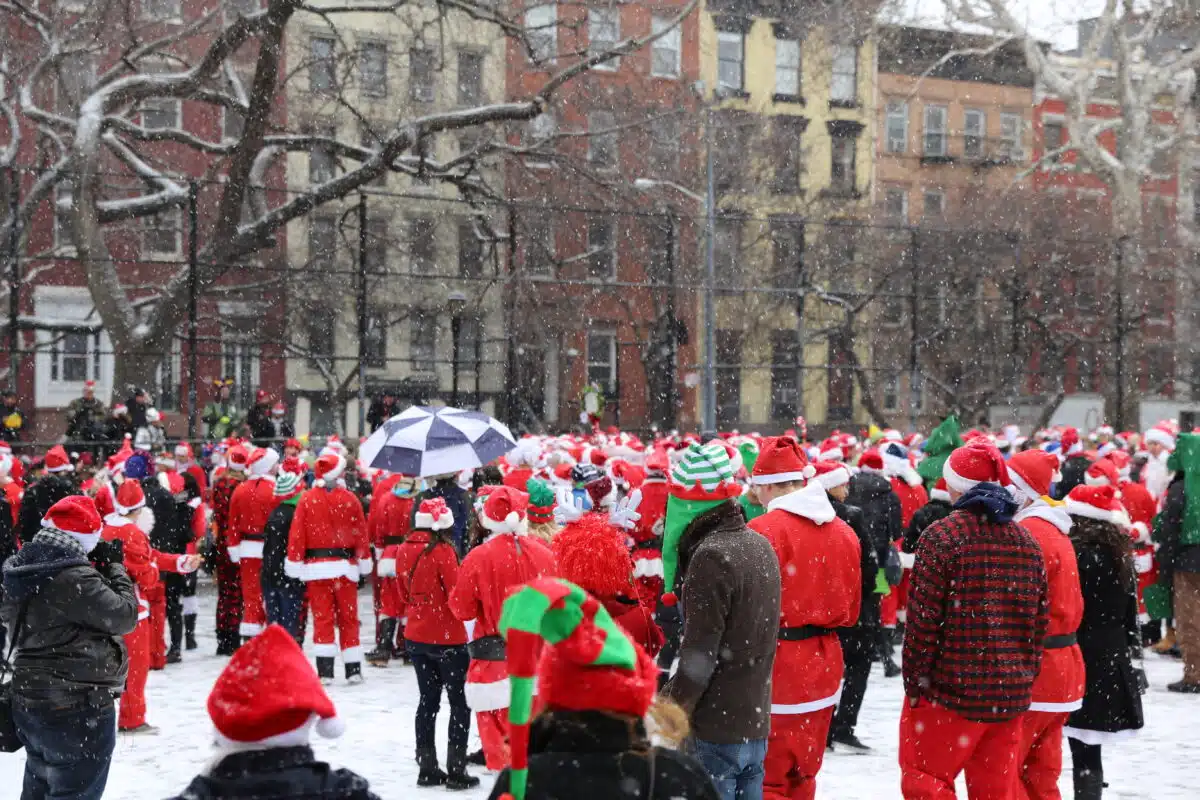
[[202, 401, 243, 440]]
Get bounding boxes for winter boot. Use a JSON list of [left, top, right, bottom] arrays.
[[879, 629, 901, 677], [215, 629, 239, 657], [1151, 626, 1176, 654], [165, 645, 182, 665], [120, 723, 160, 735], [365, 619, 398, 667], [466, 749, 486, 766], [184, 615, 198, 651], [445, 743, 481, 791], [416, 748, 447, 787], [346, 661, 364, 684], [1167, 680, 1200, 693], [316, 657, 336, 685], [1073, 769, 1104, 800], [831, 732, 872, 754], [892, 622, 905, 647], [168, 615, 183, 660]]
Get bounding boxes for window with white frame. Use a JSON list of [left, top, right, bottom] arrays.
[[526, 4, 557, 64], [154, 338, 182, 410], [34, 287, 113, 409], [586, 331, 617, 394], [885, 101, 907, 153], [309, 36, 336, 93], [143, 208, 182, 257], [142, 0, 181, 20], [964, 108, 985, 158], [140, 96, 180, 130], [589, 7, 620, 69], [775, 38, 800, 97], [884, 188, 908, 220], [222, 322, 261, 409], [409, 49, 435, 103], [53, 180, 74, 250], [999, 112, 1022, 160], [586, 217, 616, 280], [359, 42, 388, 97], [588, 111, 617, 168], [830, 44, 858, 103], [650, 15, 680, 77], [410, 310, 438, 373], [923, 104, 948, 156], [717, 31, 744, 92], [923, 189, 945, 220]]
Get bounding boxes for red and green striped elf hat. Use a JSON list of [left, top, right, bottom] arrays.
[[497, 578, 658, 800]]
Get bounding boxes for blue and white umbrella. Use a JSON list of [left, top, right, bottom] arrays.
[[358, 405, 518, 477]]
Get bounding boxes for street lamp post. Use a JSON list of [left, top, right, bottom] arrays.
[[448, 291, 467, 407]]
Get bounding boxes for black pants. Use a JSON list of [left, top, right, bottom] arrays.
[[832, 630, 873, 738], [408, 641, 470, 758], [163, 573, 185, 650], [1069, 737, 1103, 797], [655, 602, 683, 684], [1141, 619, 1162, 646]]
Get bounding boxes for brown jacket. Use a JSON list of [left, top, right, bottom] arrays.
[[662, 501, 781, 744]]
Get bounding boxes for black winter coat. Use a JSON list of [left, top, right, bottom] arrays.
[[0, 493, 15, 576], [143, 478, 187, 553], [262, 498, 304, 591], [1155, 475, 1200, 580], [1067, 537, 1144, 736], [0, 533, 138, 705], [415, 480, 470, 556], [487, 711, 720, 800], [1054, 455, 1092, 501], [903, 499, 954, 554], [166, 746, 382, 800], [847, 472, 902, 567], [18, 473, 76, 544], [247, 405, 274, 448], [831, 498, 880, 637]]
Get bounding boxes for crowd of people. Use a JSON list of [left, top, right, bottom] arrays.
[[0, 410, 1195, 800]]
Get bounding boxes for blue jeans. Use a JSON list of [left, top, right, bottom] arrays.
[[691, 738, 768, 800], [264, 584, 306, 643], [14, 696, 117, 800]]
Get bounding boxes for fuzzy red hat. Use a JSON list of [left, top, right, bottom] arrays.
[[174, 442, 194, 461], [247, 447, 280, 478], [42, 495, 102, 537], [930, 477, 951, 503], [160, 470, 185, 498], [1065, 484, 1129, 526], [312, 452, 346, 487], [44, 445, 73, 474], [584, 476, 616, 510], [943, 441, 1010, 494], [479, 486, 528, 535], [226, 445, 249, 472], [1084, 458, 1119, 487], [414, 497, 455, 531], [644, 449, 670, 476], [817, 437, 845, 462], [1120, 481, 1157, 543], [811, 460, 851, 491], [279, 456, 305, 476], [610, 460, 645, 490], [114, 480, 146, 515], [751, 436, 815, 486], [1006, 449, 1061, 502], [208, 625, 343, 747], [553, 513, 634, 598], [858, 449, 884, 473]]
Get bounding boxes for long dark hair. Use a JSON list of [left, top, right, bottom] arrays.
[[1069, 515, 1134, 586]]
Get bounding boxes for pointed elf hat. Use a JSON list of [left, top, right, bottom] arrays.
[[497, 578, 657, 800], [661, 443, 742, 605]]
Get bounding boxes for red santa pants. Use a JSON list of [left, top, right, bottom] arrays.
[[477, 710, 511, 771], [238, 558, 266, 638], [146, 585, 167, 669], [899, 699, 1022, 800], [309, 577, 362, 661], [764, 707, 834, 800], [1015, 711, 1067, 800], [215, 540, 243, 637], [118, 619, 150, 730], [377, 576, 404, 620]]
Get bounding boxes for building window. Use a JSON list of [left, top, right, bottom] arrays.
[[1000, 112, 1022, 160], [142, 0, 180, 20], [586, 217, 616, 280], [302, 315, 333, 371], [885, 101, 907, 153], [771, 329, 800, 420], [715, 330, 742, 424], [1143, 342, 1174, 394], [154, 339, 181, 411], [827, 333, 853, 421], [648, 115, 679, 171], [770, 221, 804, 289], [923, 190, 945, 221], [1043, 119, 1065, 160], [224, 106, 245, 141], [309, 37, 336, 93], [363, 312, 387, 369], [717, 31, 744, 93], [526, 4, 557, 64], [363, 217, 389, 272], [883, 372, 899, 411], [775, 38, 800, 98], [456, 317, 482, 371], [830, 44, 858, 103], [524, 218, 554, 275], [923, 105, 948, 156], [309, 216, 336, 270], [770, 116, 804, 194], [410, 311, 438, 373], [458, 221, 484, 277], [358, 42, 388, 97], [713, 218, 742, 283], [53, 180, 74, 249], [910, 371, 924, 410], [884, 188, 908, 221], [457, 52, 483, 105], [588, 111, 617, 168], [49, 331, 99, 383], [410, 49, 435, 103], [964, 108, 985, 158], [589, 7, 620, 69], [643, 218, 672, 284], [226, 0, 260, 14], [651, 15, 681, 78], [587, 331, 617, 395], [712, 110, 751, 194], [140, 97, 180, 130], [143, 208, 181, 257], [409, 216, 436, 271], [309, 125, 336, 183], [223, 330, 261, 409], [830, 133, 857, 194], [524, 112, 556, 166], [1075, 341, 1097, 392]]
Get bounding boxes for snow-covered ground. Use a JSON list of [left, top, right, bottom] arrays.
[[0, 582, 1193, 798]]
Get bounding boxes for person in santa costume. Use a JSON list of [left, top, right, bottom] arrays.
[[448, 486, 556, 772], [210, 444, 247, 655], [228, 446, 280, 642], [746, 437, 860, 800], [174, 442, 208, 497], [503, 440, 540, 492], [18, 444, 77, 544], [0, 451, 21, 569], [389, 497, 479, 790], [285, 452, 372, 683], [1006, 450, 1085, 800], [900, 440, 1048, 800], [102, 480, 202, 732], [523, 479, 559, 543], [1053, 427, 1091, 500], [261, 471, 308, 644], [487, 578, 720, 800], [1142, 422, 1175, 500], [365, 473, 418, 666], [881, 441, 927, 649], [849, 449, 903, 677], [165, 625, 381, 800], [1119, 475, 1161, 646], [630, 449, 668, 603]]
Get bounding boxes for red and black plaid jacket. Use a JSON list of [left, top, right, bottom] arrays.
[[903, 506, 1049, 722], [210, 475, 241, 545]]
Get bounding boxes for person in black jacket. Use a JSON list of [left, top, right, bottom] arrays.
[[415, 475, 471, 557], [246, 390, 274, 448], [125, 451, 185, 665], [366, 391, 399, 432], [1063, 487, 1145, 800], [17, 446, 77, 544], [903, 479, 954, 556], [1054, 453, 1092, 501], [817, 462, 880, 754], [1155, 468, 1200, 689], [1, 495, 139, 800], [262, 472, 307, 644], [847, 465, 903, 677]]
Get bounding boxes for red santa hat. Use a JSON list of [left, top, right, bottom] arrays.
[[414, 497, 455, 531], [278, 456, 305, 476], [1060, 427, 1084, 456], [750, 436, 815, 485], [114, 480, 146, 515], [42, 495, 103, 538], [255, 389, 270, 405], [609, 460, 645, 490], [1104, 450, 1132, 480], [817, 437, 845, 462], [247, 447, 280, 478], [858, 449, 885, 474], [644, 448, 670, 477], [1120, 483, 1157, 543], [271, 402, 286, 416], [930, 478, 951, 503], [1006, 449, 1061, 503], [1144, 422, 1175, 450], [312, 452, 346, 488], [208, 625, 344, 748], [322, 435, 346, 455], [44, 445, 73, 474], [1065, 484, 1130, 527], [943, 441, 1010, 494], [173, 442, 193, 462], [1084, 458, 1120, 487], [552, 513, 634, 598], [479, 486, 528, 535], [284, 438, 302, 452], [811, 460, 851, 491], [226, 445, 249, 472]]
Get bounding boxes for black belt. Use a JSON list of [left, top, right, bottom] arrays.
[[632, 539, 661, 551], [778, 625, 836, 641], [1044, 633, 1078, 649], [241, 533, 264, 541], [468, 635, 507, 661], [305, 548, 354, 560], [382, 536, 406, 545]]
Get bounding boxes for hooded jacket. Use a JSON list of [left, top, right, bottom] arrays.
[[1, 531, 139, 704], [166, 746, 382, 800], [846, 471, 902, 567]]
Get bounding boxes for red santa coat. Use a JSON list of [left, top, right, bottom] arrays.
[[630, 477, 668, 603], [1015, 504, 1086, 710], [368, 490, 414, 571], [371, 473, 404, 505], [749, 483, 861, 712], [890, 476, 929, 529], [285, 485, 371, 582], [448, 532, 556, 711], [102, 514, 190, 621], [394, 531, 468, 646], [226, 476, 278, 562], [502, 467, 534, 492], [1119, 480, 1159, 620], [181, 462, 208, 498]]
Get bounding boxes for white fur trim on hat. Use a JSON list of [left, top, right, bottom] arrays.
[[313, 453, 346, 488], [415, 509, 456, 531], [749, 465, 816, 486], [1065, 498, 1131, 527], [1007, 471, 1042, 505], [814, 466, 852, 491], [930, 488, 951, 503], [1144, 428, 1175, 450], [942, 459, 981, 495], [479, 510, 527, 535], [214, 713, 343, 753], [1084, 473, 1113, 487]]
